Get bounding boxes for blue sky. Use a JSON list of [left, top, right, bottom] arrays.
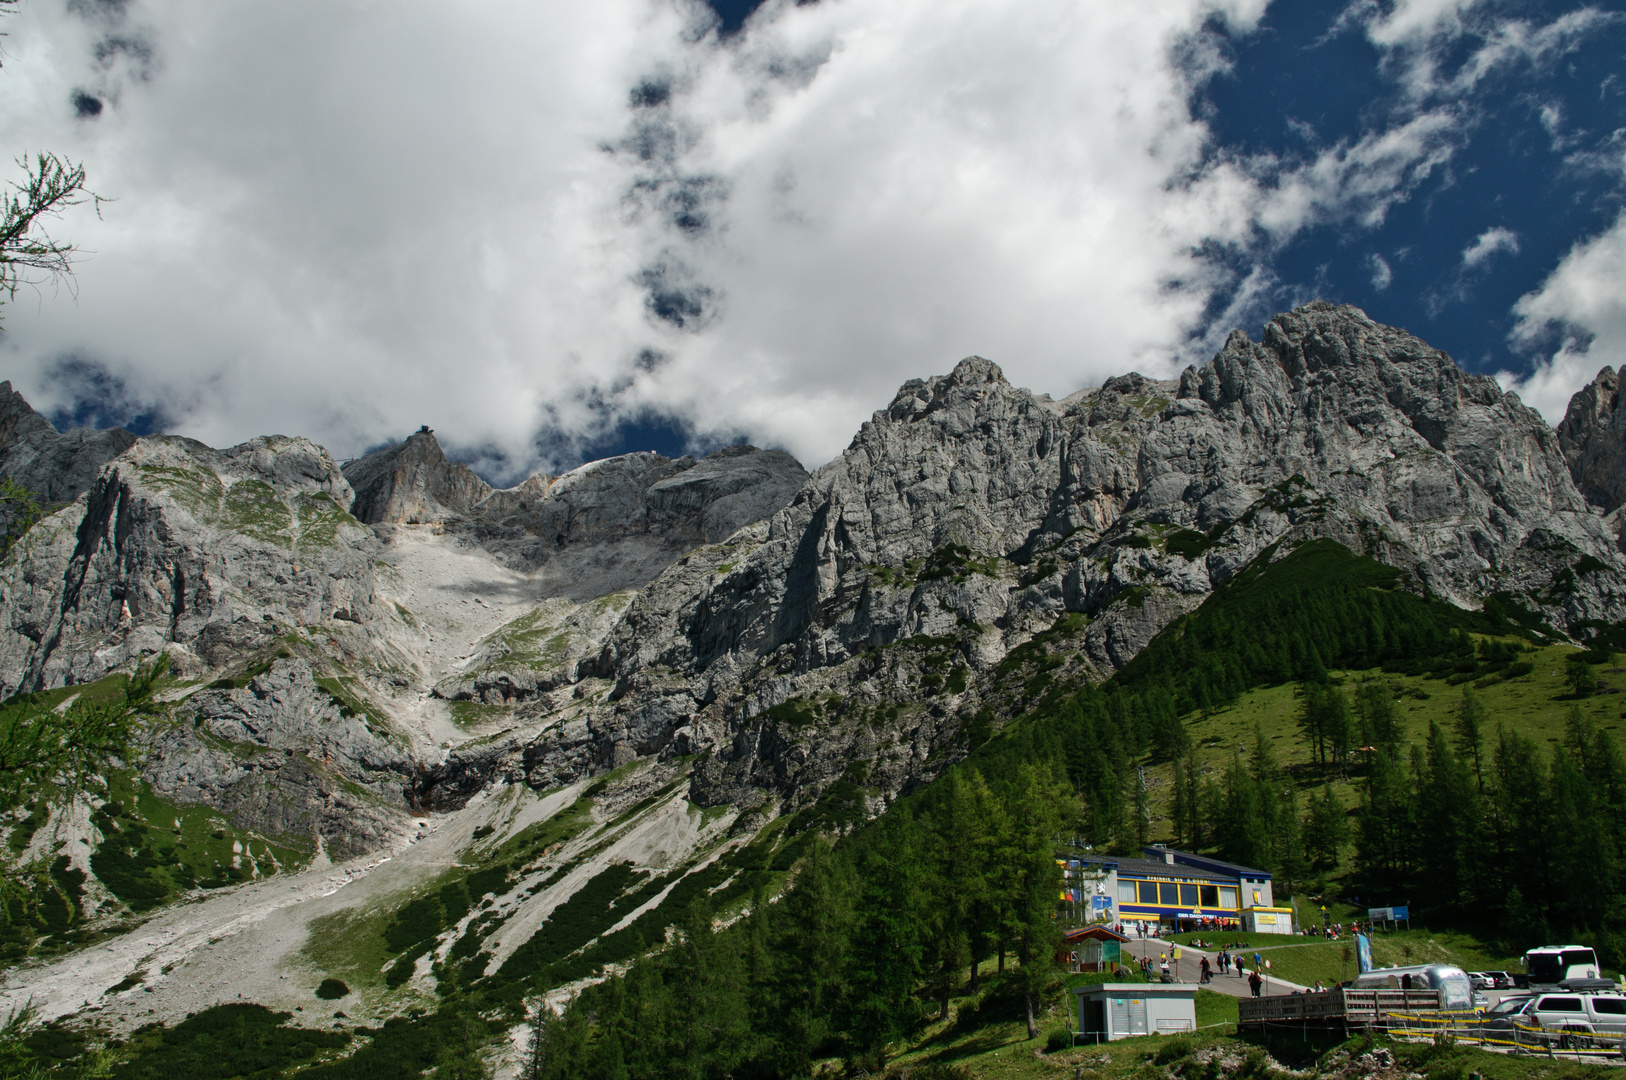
[[0, 0, 1623, 479], [1197, 0, 1625, 380]]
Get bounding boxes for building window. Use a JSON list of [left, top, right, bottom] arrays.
[[1200, 885, 1219, 907], [1179, 883, 1198, 906], [1218, 887, 1238, 908], [1120, 882, 1137, 904], [1158, 882, 1179, 906], [1138, 881, 1159, 904]]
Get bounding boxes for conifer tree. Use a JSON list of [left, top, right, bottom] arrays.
[[1454, 687, 1488, 792], [924, 770, 991, 1018], [1355, 748, 1415, 894], [1178, 743, 1203, 850], [1305, 783, 1349, 869], [668, 899, 751, 1080], [1566, 656, 1598, 698], [521, 999, 556, 1080], [1297, 683, 1326, 768], [774, 836, 853, 1073], [1418, 721, 1478, 910], [1355, 679, 1400, 759], [844, 812, 926, 1060], [1005, 764, 1071, 1039], [1277, 784, 1307, 892], [1170, 757, 1189, 848]]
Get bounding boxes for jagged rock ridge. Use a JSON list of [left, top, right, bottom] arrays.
[[8, 302, 1626, 849], [485, 302, 1626, 815], [344, 433, 809, 599], [0, 403, 814, 854]]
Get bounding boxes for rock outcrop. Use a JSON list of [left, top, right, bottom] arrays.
[[344, 426, 493, 524], [143, 659, 415, 858], [0, 433, 391, 696], [10, 303, 1626, 844]]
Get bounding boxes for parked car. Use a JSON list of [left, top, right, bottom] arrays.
[[1519, 993, 1626, 1048], [1468, 972, 1496, 991], [1480, 970, 1517, 989], [1479, 995, 1534, 1035]]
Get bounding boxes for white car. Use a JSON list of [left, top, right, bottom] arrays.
[[1520, 993, 1626, 1049]]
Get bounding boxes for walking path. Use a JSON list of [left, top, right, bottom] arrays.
[[1122, 939, 1312, 998]]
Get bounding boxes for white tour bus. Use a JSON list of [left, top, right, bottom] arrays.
[[1524, 945, 1601, 987]]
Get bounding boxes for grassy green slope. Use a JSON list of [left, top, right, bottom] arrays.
[[1145, 641, 1626, 849]]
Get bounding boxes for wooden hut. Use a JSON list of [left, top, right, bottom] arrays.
[[1062, 925, 1131, 973]]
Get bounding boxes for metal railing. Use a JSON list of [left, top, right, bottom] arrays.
[[1239, 988, 1626, 1062], [1383, 1011, 1625, 1061]]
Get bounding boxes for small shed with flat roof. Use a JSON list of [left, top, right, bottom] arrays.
[[1074, 983, 1198, 1042]]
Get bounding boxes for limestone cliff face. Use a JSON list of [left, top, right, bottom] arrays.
[[491, 302, 1626, 813], [142, 659, 415, 859], [0, 428, 425, 855], [0, 434, 388, 696]]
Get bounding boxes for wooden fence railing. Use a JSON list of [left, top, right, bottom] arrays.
[[1238, 988, 1443, 1026]]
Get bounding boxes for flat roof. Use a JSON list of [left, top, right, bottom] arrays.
[[1105, 856, 1237, 883], [1074, 983, 1200, 996], [1145, 846, 1271, 879]]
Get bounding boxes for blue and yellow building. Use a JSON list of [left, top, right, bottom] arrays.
[[1061, 845, 1291, 933]]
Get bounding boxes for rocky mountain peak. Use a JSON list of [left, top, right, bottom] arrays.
[[343, 426, 494, 525], [0, 380, 138, 516], [0, 381, 57, 448], [1557, 366, 1626, 514]]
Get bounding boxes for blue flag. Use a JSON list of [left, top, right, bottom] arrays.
[[1356, 933, 1373, 974]]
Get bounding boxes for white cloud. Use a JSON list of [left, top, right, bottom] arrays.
[[1502, 209, 1626, 423], [1368, 253, 1393, 290], [1247, 109, 1460, 236], [0, 0, 1531, 477], [1364, 0, 1481, 49], [1356, 0, 1619, 104], [1461, 227, 1519, 268]]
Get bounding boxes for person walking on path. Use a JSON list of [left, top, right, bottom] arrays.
[[1249, 970, 1263, 997], [1200, 957, 1212, 984], [1235, 955, 1245, 978]]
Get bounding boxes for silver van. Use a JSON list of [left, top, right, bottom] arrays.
[[1517, 993, 1626, 1048]]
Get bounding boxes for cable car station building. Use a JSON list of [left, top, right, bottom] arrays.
[[1071, 845, 1291, 933]]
